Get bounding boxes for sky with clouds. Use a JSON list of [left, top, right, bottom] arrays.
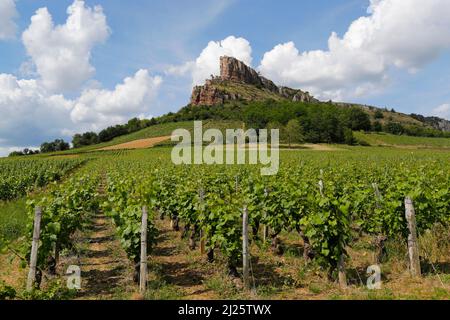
[[1, 0, 450, 155]]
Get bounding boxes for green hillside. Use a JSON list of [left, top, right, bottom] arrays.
[[52, 120, 245, 155], [49, 119, 450, 156], [26, 99, 450, 157], [354, 131, 450, 148]]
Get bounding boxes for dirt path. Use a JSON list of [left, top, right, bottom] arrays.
[[71, 177, 135, 300], [74, 213, 134, 299], [149, 219, 218, 300], [98, 136, 171, 151]]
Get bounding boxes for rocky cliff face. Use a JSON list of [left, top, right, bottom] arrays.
[[436, 119, 450, 132], [191, 81, 222, 106], [190, 56, 317, 106], [220, 56, 262, 86], [424, 117, 450, 132]]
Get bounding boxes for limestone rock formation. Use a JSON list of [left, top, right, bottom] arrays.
[[191, 81, 224, 106], [190, 56, 318, 106], [220, 56, 262, 85], [436, 119, 450, 132]]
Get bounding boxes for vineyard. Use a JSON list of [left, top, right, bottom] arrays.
[[1, 147, 449, 299], [0, 157, 86, 201]]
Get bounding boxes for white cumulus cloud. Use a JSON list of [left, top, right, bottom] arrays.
[[0, 1, 162, 156], [259, 0, 450, 101], [22, 0, 110, 92], [0, 70, 162, 150], [432, 104, 450, 120], [71, 70, 163, 130], [0, 74, 74, 148], [0, 0, 17, 39], [168, 36, 253, 86]]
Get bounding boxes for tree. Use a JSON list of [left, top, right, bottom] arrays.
[[40, 139, 70, 153], [8, 151, 24, 157], [72, 132, 99, 148], [373, 121, 382, 132], [344, 128, 356, 145], [99, 125, 128, 142], [343, 107, 372, 131], [374, 110, 384, 119], [266, 121, 283, 141], [284, 119, 304, 147], [384, 122, 404, 135], [9, 148, 40, 157], [126, 118, 143, 133]]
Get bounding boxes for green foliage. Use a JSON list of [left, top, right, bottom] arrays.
[[284, 119, 304, 146], [374, 110, 384, 119], [103, 174, 158, 263], [56, 98, 450, 153], [0, 281, 16, 300], [22, 173, 100, 270], [373, 121, 382, 132], [79, 148, 450, 275], [0, 158, 86, 201], [341, 107, 372, 131], [72, 132, 99, 148], [344, 128, 356, 145], [22, 280, 77, 300], [11, 147, 449, 291], [0, 198, 28, 242], [41, 139, 70, 153], [82, 117, 154, 145], [8, 148, 40, 157], [384, 122, 405, 135], [354, 131, 450, 148]]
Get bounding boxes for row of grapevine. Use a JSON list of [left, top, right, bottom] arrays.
[[21, 171, 100, 288], [97, 150, 449, 281], [101, 169, 158, 282], [0, 158, 86, 201], [20, 149, 450, 291]]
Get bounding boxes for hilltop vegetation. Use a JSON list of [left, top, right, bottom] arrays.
[[42, 100, 445, 156], [354, 132, 450, 148]]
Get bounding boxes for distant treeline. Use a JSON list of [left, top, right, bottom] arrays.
[[8, 139, 70, 157], [71, 117, 158, 148], [165, 101, 450, 142], [9, 100, 450, 157], [8, 148, 41, 157], [67, 100, 450, 149]]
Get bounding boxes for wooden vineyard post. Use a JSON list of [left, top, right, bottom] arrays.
[[318, 180, 324, 197], [372, 183, 382, 207], [372, 182, 387, 264], [200, 230, 206, 255], [318, 178, 347, 288], [242, 206, 250, 290], [263, 188, 269, 243], [405, 197, 421, 277], [338, 254, 348, 289], [199, 189, 206, 255], [27, 206, 42, 291], [139, 206, 148, 294], [319, 170, 324, 196]]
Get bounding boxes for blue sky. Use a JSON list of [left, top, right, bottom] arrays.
[[1, 0, 450, 155]]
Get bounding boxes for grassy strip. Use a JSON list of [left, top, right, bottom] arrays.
[[0, 198, 28, 242], [354, 131, 450, 148]]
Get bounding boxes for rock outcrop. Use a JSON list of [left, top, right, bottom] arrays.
[[190, 56, 317, 106], [191, 81, 225, 106], [436, 119, 450, 132], [220, 56, 262, 86], [423, 117, 450, 132]]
